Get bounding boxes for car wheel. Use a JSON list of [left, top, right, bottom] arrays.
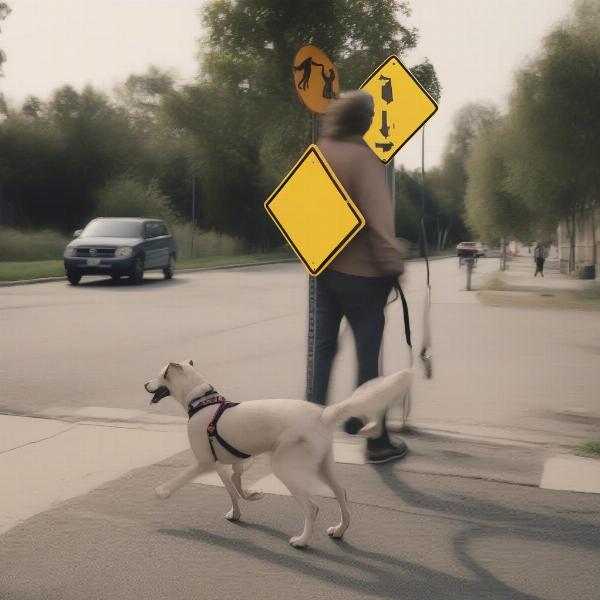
[[67, 270, 81, 285], [129, 255, 145, 283], [163, 254, 175, 280]]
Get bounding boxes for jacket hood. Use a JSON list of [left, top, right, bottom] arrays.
[[320, 90, 374, 139]]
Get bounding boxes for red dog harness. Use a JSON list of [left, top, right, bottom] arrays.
[[187, 392, 251, 461]]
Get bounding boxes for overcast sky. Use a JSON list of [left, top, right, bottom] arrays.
[[0, 0, 573, 170]]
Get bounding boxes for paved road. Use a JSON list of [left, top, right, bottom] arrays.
[[2, 257, 599, 599], [1, 444, 598, 600], [1, 257, 599, 445]]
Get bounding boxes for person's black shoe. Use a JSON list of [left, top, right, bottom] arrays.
[[343, 417, 365, 435], [367, 439, 408, 464]]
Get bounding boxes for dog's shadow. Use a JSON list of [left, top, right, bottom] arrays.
[[158, 521, 542, 600]]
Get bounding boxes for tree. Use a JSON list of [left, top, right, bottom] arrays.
[[395, 166, 443, 250], [0, 85, 142, 231], [503, 0, 600, 270], [0, 2, 10, 76], [465, 120, 535, 268], [166, 0, 439, 246], [432, 102, 499, 246], [114, 67, 196, 221]]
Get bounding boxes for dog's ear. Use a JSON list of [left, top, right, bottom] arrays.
[[165, 362, 183, 380]]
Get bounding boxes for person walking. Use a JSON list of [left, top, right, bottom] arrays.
[[534, 242, 546, 277], [307, 90, 408, 464]]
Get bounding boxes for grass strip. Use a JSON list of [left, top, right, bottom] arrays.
[[576, 440, 600, 459], [0, 252, 295, 282]]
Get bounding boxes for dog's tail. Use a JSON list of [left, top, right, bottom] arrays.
[[320, 369, 412, 435]]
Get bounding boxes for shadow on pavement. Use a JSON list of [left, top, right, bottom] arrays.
[[372, 464, 599, 597], [158, 522, 543, 600], [71, 276, 188, 291]]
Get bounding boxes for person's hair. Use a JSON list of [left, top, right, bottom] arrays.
[[320, 90, 374, 139]]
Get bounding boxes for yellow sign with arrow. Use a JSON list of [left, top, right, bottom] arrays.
[[361, 55, 438, 163]]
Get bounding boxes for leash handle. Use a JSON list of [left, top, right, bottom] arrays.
[[394, 281, 412, 349]]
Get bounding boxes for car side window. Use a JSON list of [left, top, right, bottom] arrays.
[[157, 222, 168, 237], [144, 223, 158, 239]]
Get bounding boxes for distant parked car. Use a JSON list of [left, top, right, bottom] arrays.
[[456, 241, 479, 259], [63, 217, 176, 285]]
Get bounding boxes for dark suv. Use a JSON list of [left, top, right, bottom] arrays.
[[63, 217, 176, 285]]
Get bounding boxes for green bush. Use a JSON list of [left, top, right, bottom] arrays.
[[96, 176, 171, 219], [0, 227, 70, 261], [171, 223, 245, 260]]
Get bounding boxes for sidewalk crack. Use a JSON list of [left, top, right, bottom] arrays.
[[0, 424, 80, 455]]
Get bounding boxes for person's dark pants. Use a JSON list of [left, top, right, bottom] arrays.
[[307, 269, 394, 449], [535, 258, 545, 276]]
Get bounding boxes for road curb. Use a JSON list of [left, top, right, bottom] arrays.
[[0, 259, 297, 287], [0, 255, 454, 287]]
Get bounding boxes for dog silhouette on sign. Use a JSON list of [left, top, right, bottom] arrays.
[[320, 66, 336, 99]]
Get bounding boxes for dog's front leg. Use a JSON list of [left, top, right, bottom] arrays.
[[232, 462, 264, 501], [215, 463, 242, 521], [155, 462, 208, 499]]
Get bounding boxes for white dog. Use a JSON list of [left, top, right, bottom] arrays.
[[145, 360, 412, 548]]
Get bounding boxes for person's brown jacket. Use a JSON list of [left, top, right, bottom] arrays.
[[318, 93, 404, 278], [318, 90, 404, 277]]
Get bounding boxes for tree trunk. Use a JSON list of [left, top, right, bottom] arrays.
[[570, 209, 576, 273], [592, 207, 597, 269], [565, 208, 576, 273], [500, 237, 506, 271]]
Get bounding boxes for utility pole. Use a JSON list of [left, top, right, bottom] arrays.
[[190, 175, 196, 259]]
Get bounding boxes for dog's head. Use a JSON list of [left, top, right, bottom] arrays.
[[144, 359, 200, 406]]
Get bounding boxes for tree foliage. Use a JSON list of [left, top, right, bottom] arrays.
[[459, 0, 600, 266], [465, 120, 534, 242], [0, 2, 441, 249], [0, 2, 10, 76], [166, 0, 439, 246], [503, 0, 600, 223]]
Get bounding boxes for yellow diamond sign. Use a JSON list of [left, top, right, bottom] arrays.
[[264, 144, 365, 276], [361, 55, 438, 164]]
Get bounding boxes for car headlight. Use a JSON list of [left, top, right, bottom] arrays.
[[115, 247, 133, 257], [64, 247, 76, 257]]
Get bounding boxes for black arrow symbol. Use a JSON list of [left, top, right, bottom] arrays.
[[380, 111, 390, 138], [379, 75, 393, 104], [375, 141, 394, 152]]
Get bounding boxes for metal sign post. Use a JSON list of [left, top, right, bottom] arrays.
[[307, 113, 318, 401], [290, 45, 340, 402]]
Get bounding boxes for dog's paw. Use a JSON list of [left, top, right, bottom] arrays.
[[327, 525, 346, 539], [225, 508, 240, 522], [289, 536, 308, 548], [155, 486, 171, 500], [244, 490, 264, 501]]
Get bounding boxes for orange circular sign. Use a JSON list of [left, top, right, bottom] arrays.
[[293, 45, 339, 113]]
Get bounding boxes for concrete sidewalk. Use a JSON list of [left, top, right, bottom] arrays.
[[2, 402, 599, 540], [1, 421, 599, 600], [500, 255, 597, 291]]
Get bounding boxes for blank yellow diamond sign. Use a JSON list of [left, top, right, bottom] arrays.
[[264, 144, 365, 276], [361, 55, 438, 163]]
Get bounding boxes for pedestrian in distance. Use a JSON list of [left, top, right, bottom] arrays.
[[308, 90, 408, 464], [534, 242, 546, 277]]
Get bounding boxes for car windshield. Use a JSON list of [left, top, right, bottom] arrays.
[[80, 220, 143, 238]]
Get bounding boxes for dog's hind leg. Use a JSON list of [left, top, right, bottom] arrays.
[[155, 461, 210, 499], [271, 442, 320, 548], [215, 463, 243, 521], [231, 462, 264, 501], [319, 451, 350, 539]]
